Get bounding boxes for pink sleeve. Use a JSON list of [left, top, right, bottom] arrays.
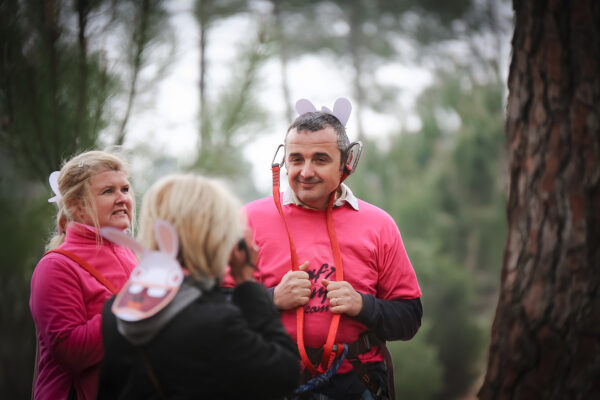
[[30, 256, 104, 373], [376, 217, 422, 299]]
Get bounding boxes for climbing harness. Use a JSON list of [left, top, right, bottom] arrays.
[[294, 344, 349, 394]]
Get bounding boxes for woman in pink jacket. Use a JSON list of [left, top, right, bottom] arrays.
[[30, 150, 137, 400]]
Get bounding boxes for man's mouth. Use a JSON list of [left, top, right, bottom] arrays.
[[297, 179, 321, 185]]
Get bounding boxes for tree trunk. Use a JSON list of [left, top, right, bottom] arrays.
[[479, 1, 600, 399], [74, 0, 89, 154], [116, 0, 151, 146]]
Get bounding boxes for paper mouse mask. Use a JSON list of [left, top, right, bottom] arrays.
[[101, 220, 184, 322]]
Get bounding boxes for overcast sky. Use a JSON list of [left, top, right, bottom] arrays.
[[124, 2, 433, 194]]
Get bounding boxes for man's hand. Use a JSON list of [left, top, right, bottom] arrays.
[[322, 279, 363, 317], [273, 261, 311, 310]]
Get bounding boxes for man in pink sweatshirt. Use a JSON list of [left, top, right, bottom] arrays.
[[244, 98, 422, 400]]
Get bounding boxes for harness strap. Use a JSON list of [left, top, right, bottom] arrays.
[[272, 165, 315, 374], [305, 330, 378, 365], [271, 164, 349, 376], [346, 357, 384, 398], [305, 331, 391, 398], [271, 150, 353, 375], [321, 193, 343, 370], [46, 248, 118, 294], [344, 331, 385, 398]]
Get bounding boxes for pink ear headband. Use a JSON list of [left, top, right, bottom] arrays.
[[295, 97, 352, 126]]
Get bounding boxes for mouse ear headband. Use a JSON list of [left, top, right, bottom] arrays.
[[48, 171, 61, 204], [295, 97, 352, 126], [294, 97, 362, 176]]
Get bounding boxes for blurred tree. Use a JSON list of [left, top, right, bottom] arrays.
[[193, 0, 251, 158], [0, 0, 171, 396], [479, 0, 600, 398], [191, 0, 271, 200], [389, 322, 444, 400], [0, 150, 54, 398], [0, 0, 171, 179], [266, 0, 510, 139], [115, 0, 174, 145]]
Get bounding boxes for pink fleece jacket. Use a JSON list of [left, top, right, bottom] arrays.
[[30, 223, 136, 400]]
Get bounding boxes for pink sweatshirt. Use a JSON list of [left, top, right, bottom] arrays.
[[245, 196, 421, 373], [30, 223, 136, 400]]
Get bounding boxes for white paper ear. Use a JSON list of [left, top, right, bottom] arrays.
[[101, 227, 146, 255], [48, 171, 61, 203], [321, 97, 352, 126], [295, 98, 317, 115], [154, 220, 178, 259]]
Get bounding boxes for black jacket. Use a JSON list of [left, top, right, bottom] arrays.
[[98, 280, 300, 399]]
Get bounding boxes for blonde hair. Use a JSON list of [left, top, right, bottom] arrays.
[[46, 149, 135, 251], [138, 174, 243, 282]]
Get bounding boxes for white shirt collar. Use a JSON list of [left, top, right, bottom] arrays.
[[282, 183, 359, 211]]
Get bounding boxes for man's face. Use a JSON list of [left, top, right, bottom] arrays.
[[285, 127, 343, 210]]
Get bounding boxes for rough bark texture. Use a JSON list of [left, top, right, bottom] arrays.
[[479, 0, 600, 399]]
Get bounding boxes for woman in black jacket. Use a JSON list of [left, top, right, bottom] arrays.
[[98, 174, 300, 399]]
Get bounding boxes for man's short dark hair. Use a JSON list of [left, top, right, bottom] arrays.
[[285, 112, 351, 162]]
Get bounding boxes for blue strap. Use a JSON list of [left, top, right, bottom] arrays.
[[294, 344, 349, 394]]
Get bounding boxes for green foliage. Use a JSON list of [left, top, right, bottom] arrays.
[[421, 257, 485, 398], [0, 151, 54, 397], [190, 4, 271, 200], [0, 0, 117, 179], [350, 75, 506, 399], [114, 0, 174, 145], [389, 322, 444, 400], [0, 0, 173, 179]]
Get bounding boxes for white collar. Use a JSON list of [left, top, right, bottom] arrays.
[[282, 183, 359, 211]]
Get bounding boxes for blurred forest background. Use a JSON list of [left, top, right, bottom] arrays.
[[0, 0, 513, 398]]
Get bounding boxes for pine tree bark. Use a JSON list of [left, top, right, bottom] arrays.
[[479, 1, 600, 399]]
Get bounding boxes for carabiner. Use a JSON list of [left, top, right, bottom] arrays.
[[271, 144, 285, 168]]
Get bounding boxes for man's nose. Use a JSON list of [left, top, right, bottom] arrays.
[[300, 162, 315, 178]]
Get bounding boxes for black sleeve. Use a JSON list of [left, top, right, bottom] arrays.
[[232, 281, 287, 333], [265, 286, 275, 304], [225, 281, 301, 399], [354, 294, 423, 341]]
